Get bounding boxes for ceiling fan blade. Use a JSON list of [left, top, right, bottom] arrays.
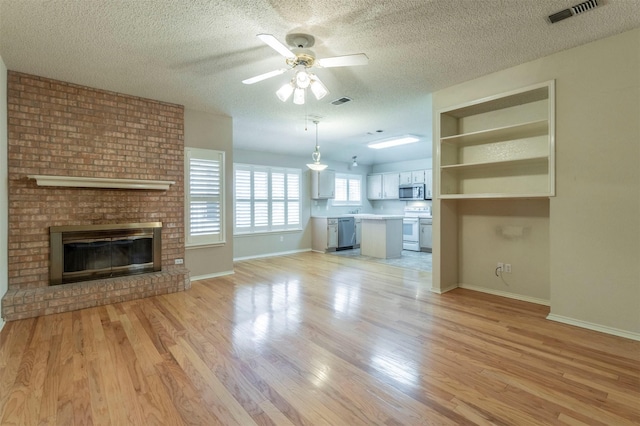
[[242, 68, 288, 85], [257, 34, 296, 59], [317, 53, 369, 68]]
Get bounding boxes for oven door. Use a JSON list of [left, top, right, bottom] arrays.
[[402, 218, 420, 251]]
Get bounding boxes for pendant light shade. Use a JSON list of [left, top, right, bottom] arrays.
[[293, 87, 305, 105], [306, 121, 328, 171], [276, 82, 294, 102], [309, 75, 329, 100], [352, 156, 358, 167]]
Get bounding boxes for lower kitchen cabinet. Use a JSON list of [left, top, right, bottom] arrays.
[[419, 219, 432, 252], [311, 217, 338, 252]]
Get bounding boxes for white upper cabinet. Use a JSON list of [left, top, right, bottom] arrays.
[[367, 173, 400, 200], [424, 169, 433, 199], [437, 80, 555, 198], [311, 169, 336, 199], [382, 173, 399, 199], [411, 170, 425, 184], [400, 171, 412, 185]]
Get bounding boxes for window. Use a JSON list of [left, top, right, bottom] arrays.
[[234, 164, 301, 234], [333, 173, 362, 206], [185, 148, 225, 246]]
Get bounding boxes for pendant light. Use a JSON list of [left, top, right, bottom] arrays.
[[351, 156, 358, 167], [306, 120, 328, 171]]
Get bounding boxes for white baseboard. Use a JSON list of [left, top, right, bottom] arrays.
[[190, 270, 234, 282], [234, 248, 311, 262], [430, 284, 459, 294], [547, 314, 640, 341], [458, 284, 550, 306]]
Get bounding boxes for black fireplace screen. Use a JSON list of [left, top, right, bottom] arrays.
[[50, 223, 162, 285]]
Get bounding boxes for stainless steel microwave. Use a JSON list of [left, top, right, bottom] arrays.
[[398, 184, 425, 200]]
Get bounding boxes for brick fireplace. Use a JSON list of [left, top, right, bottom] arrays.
[[2, 72, 190, 321]]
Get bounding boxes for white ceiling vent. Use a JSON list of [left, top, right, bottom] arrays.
[[331, 97, 352, 106], [548, 0, 599, 24]]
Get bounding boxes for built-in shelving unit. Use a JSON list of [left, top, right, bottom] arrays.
[[438, 81, 555, 199]]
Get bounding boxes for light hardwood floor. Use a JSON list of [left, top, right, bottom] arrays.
[[1, 251, 638, 425]]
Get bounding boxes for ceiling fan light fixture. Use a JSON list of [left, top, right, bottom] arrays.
[[276, 82, 295, 102], [368, 135, 420, 149], [295, 69, 311, 88], [309, 75, 329, 100], [293, 87, 305, 105], [246, 33, 368, 105]]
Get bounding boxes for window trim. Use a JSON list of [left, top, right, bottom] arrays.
[[185, 147, 225, 247]]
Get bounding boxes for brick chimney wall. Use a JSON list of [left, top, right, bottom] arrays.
[[2, 72, 189, 321]]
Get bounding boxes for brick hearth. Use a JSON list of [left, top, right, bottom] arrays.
[[2, 72, 189, 321]]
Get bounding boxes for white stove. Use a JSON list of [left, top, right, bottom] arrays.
[[403, 207, 432, 251]]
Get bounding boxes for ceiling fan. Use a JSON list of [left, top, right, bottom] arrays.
[[242, 33, 368, 104]]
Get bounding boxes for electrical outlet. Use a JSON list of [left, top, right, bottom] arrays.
[[175, 258, 184, 265], [279, 236, 284, 242], [505, 263, 512, 273]]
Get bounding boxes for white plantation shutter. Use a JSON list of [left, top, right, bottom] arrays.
[[348, 178, 362, 203], [233, 164, 301, 233], [287, 173, 300, 226], [271, 172, 285, 226], [335, 177, 348, 202], [234, 169, 252, 230], [333, 173, 362, 206], [186, 148, 225, 246], [253, 170, 269, 229]]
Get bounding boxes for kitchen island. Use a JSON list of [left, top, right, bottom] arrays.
[[359, 215, 403, 259]]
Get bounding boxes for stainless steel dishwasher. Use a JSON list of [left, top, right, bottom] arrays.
[[337, 217, 355, 250]]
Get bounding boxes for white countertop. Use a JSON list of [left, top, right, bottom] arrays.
[[312, 214, 403, 220], [357, 214, 404, 220]]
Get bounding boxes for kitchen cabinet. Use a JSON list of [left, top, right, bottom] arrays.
[[399, 170, 428, 185], [411, 170, 425, 184], [383, 173, 399, 199], [424, 169, 433, 199], [419, 219, 432, 252], [311, 217, 338, 252], [438, 80, 555, 198], [367, 172, 399, 200], [367, 174, 383, 199], [311, 169, 336, 199], [354, 217, 361, 248]]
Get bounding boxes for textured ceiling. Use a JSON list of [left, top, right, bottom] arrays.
[[1, 0, 639, 165]]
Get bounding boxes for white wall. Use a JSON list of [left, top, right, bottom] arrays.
[[432, 28, 640, 336], [184, 109, 234, 280], [0, 55, 8, 331]]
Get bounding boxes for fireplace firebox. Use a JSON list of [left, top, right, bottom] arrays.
[[50, 222, 162, 285]]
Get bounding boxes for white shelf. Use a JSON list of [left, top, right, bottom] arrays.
[[27, 175, 175, 190], [439, 193, 551, 200], [440, 120, 548, 146], [440, 155, 548, 171]]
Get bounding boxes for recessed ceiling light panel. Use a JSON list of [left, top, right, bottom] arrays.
[[367, 135, 420, 149]]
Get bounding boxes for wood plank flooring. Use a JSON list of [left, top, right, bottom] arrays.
[[1, 251, 639, 425]]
